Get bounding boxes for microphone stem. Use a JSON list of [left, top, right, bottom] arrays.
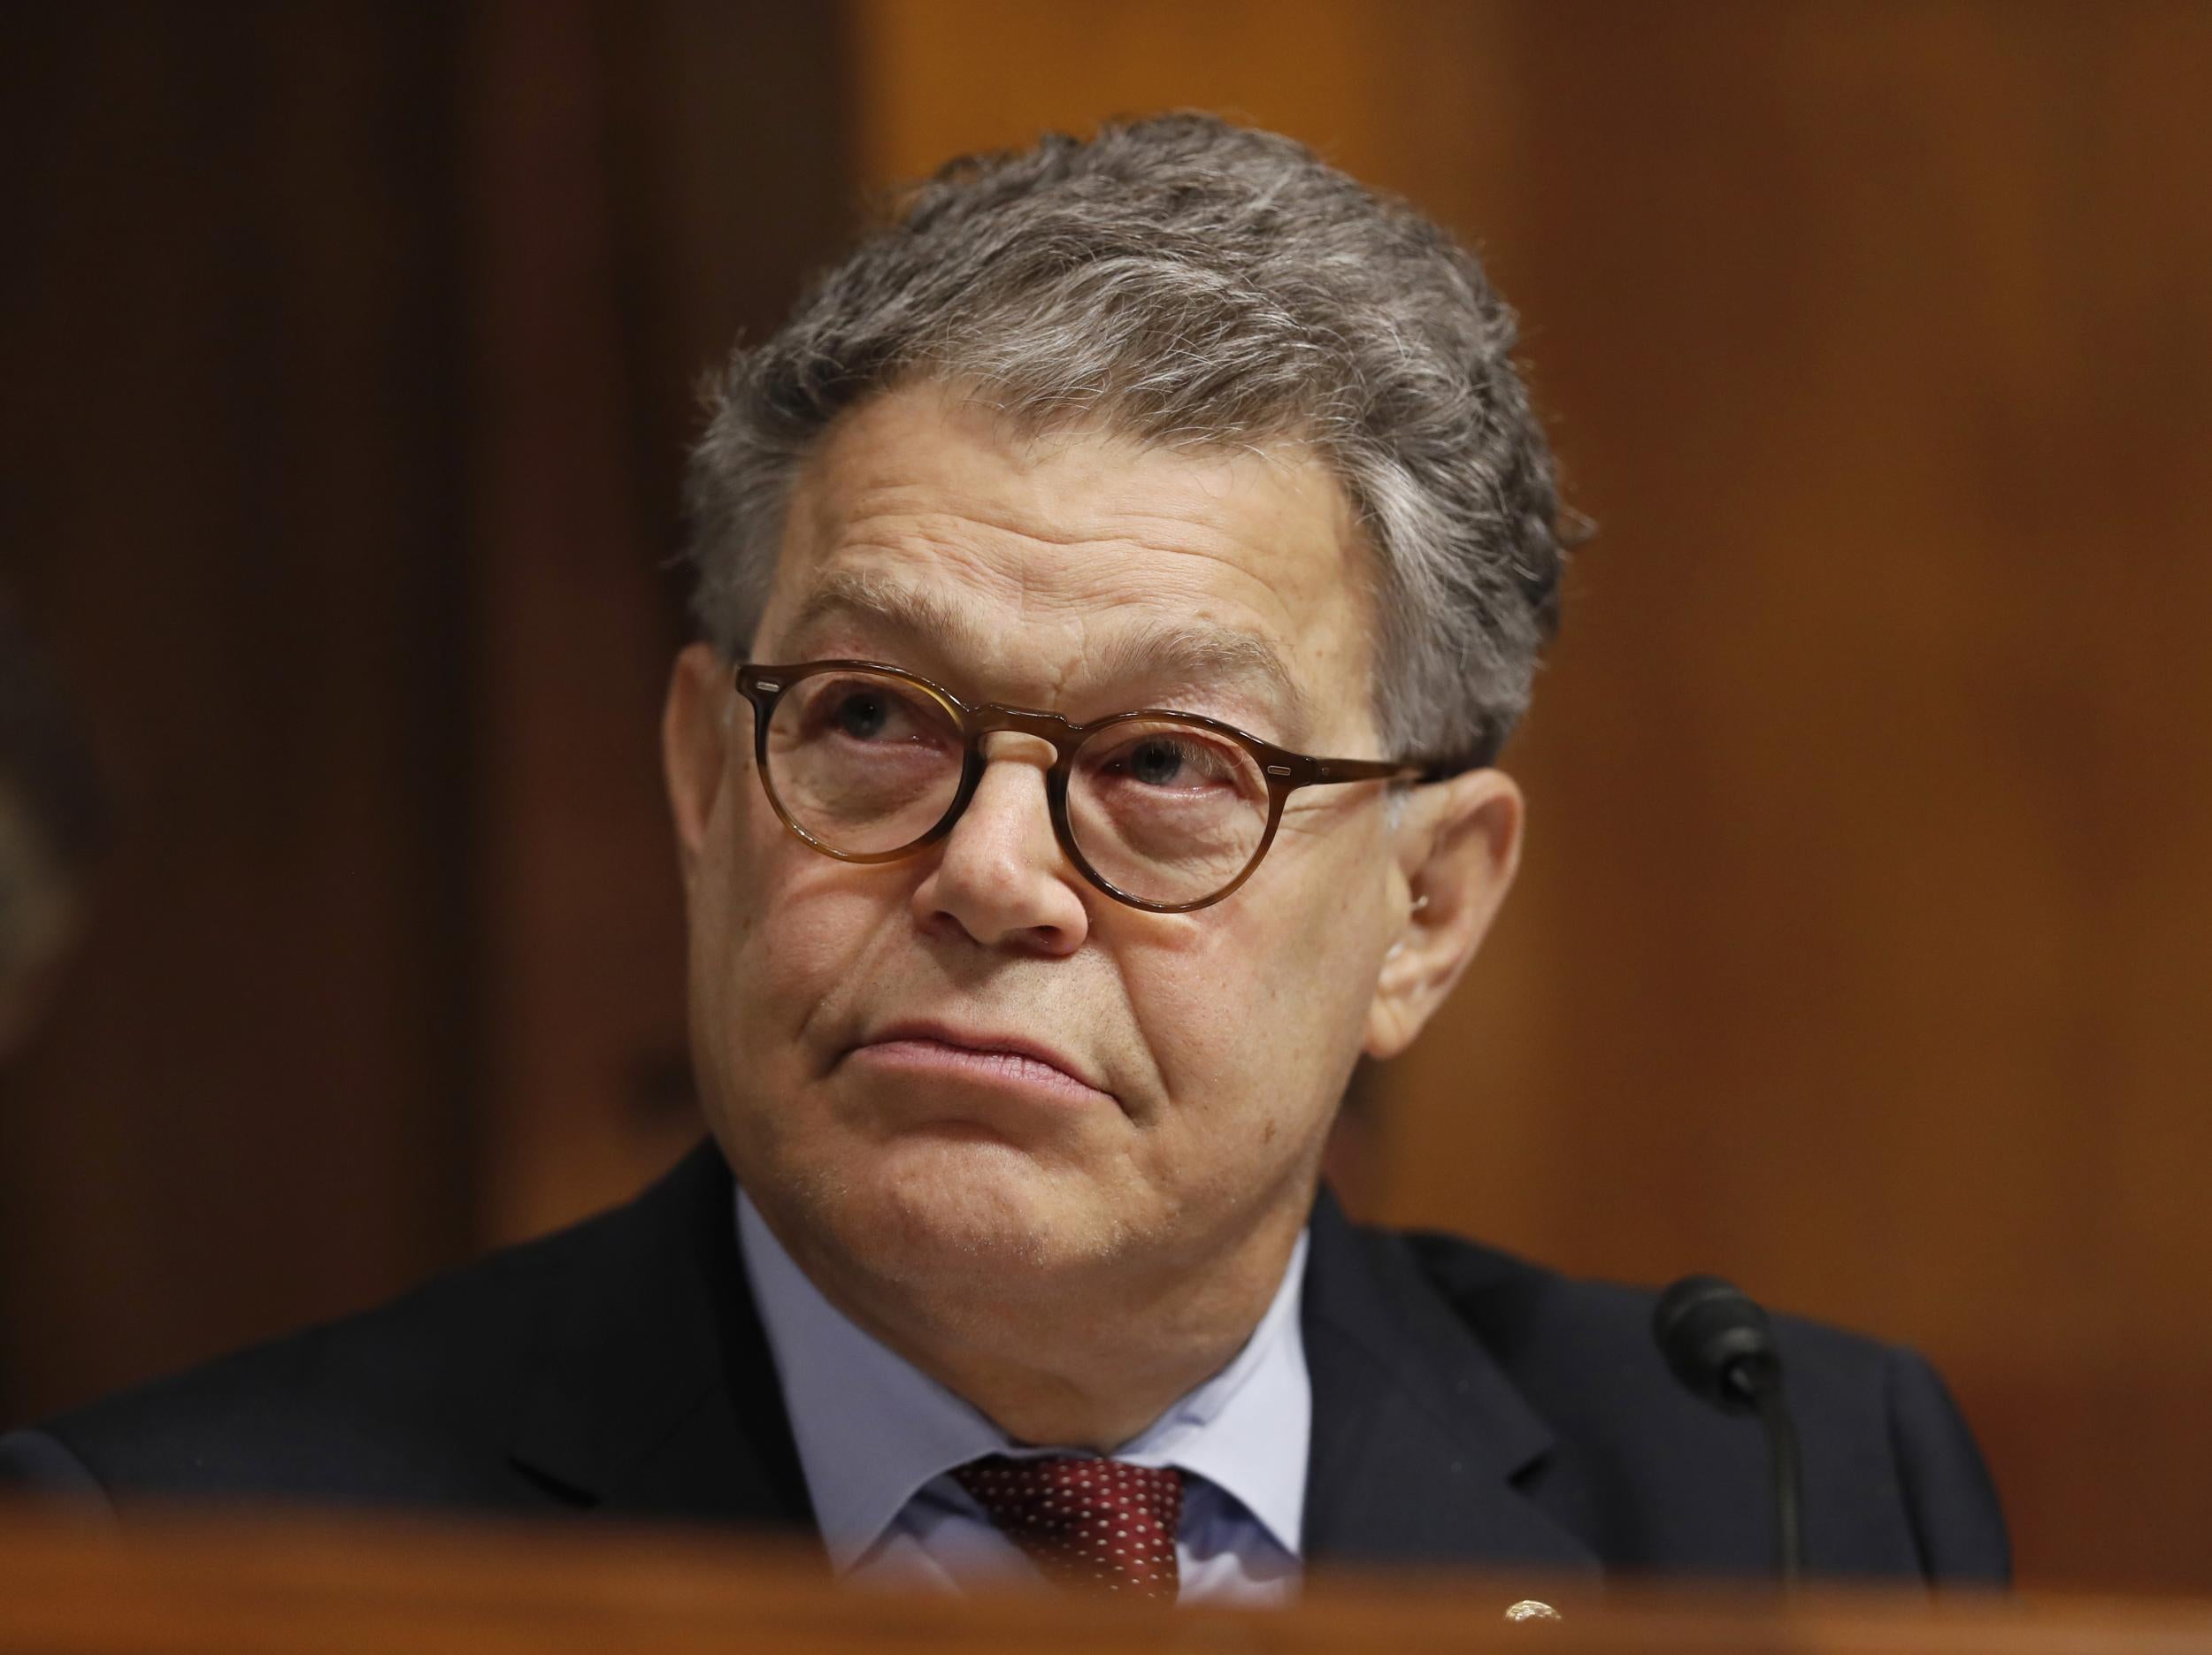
[[1750, 1381, 1805, 1583]]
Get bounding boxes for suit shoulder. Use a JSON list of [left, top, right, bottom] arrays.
[[28, 1186, 653, 1506], [1363, 1221, 2008, 1583], [1361, 1223, 2007, 1582]]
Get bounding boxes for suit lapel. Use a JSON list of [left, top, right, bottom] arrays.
[[507, 1140, 820, 1544], [1301, 1189, 1597, 1575]]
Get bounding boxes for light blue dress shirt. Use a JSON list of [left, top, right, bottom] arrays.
[[738, 1191, 1310, 1605]]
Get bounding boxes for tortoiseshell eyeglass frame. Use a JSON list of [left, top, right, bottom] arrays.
[[734, 659, 1479, 914]]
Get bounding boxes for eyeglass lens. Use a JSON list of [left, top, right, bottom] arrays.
[[763, 668, 1272, 907]]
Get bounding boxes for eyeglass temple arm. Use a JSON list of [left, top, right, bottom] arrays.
[[1310, 754, 1486, 787]]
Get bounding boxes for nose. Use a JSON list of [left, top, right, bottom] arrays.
[[910, 733, 1090, 954]]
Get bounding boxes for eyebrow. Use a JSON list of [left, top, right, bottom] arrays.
[[778, 569, 1315, 741]]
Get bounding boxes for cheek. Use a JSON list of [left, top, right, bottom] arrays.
[[1245, 808, 1394, 1010], [1124, 853, 1389, 1162], [689, 778, 875, 1086]]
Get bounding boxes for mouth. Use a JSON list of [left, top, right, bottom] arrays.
[[845, 1020, 1115, 1107]]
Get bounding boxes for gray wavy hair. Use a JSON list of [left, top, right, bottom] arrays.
[[684, 113, 1570, 764]]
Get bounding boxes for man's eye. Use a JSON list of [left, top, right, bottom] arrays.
[[1127, 739, 1185, 785], [831, 692, 892, 740], [1103, 734, 1233, 790]]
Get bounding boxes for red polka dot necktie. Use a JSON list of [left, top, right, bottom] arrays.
[[952, 1454, 1185, 1598]]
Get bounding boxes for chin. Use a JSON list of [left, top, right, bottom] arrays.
[[801, 1130, 1128, 1287]]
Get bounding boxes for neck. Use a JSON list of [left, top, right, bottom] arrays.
[[776, 1199, 1310, 1452]]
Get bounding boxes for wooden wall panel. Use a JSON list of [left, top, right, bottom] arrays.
[[463, 0, 695, 1246], [845, 0, 2212, 1591], [0, 4, 479, 1420]]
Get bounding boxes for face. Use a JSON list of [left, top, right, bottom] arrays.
[[665, 382, 1515, 1309]]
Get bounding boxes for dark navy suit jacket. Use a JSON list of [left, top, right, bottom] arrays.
[[0, 1140, 2008, 1583]]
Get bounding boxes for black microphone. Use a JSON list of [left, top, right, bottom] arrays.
[[1653, 1275, 1805, 1582]]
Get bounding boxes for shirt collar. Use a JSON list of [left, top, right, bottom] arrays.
[[737, 1190, 1310, 1571], [1111, 1225, 1310, 1559]]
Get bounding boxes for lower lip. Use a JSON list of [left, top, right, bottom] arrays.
[[848, 1038, 1111, 1106]]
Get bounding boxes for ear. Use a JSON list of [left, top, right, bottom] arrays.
[[663, 642, 734, 892], [1363, 768, 1525, 1061]]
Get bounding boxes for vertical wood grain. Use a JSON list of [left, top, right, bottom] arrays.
[[0, 4, 478, 1417]]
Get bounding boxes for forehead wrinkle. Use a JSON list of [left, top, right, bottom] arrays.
[[775, 567, 992, 663], [1089, 617, 1312, 742]]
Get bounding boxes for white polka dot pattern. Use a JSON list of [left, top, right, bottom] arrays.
[[952, 1454, 1185, 1599]]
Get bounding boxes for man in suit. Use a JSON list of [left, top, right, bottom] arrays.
[[0, 115, 2006, 1599]]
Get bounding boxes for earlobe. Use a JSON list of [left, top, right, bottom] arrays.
[[663, 642, 733, 883], [1363, 770, 1525, 1061]]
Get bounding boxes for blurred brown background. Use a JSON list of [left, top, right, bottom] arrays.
[[4, 0, 2208, 1597]]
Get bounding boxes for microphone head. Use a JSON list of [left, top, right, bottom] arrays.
[[1653, 1274, 1781, 1414]]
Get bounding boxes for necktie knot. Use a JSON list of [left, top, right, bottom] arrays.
[[953, 1454, 1185, 1598]]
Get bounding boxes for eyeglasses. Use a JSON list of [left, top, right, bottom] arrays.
[[734, 659, 1465, 913]]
